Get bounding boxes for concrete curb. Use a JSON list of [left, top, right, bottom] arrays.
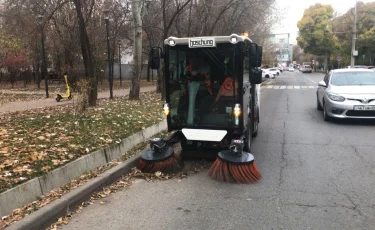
[[6, 153, 142, 230], [0, 120, 167, 218]]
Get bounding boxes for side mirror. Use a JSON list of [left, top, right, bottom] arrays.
[[250, 69, 262, 84], [249, 43, 258, 69], [318, 80, 327, 87], [150, 47, 161, 70], [256, 46, 262, 67]]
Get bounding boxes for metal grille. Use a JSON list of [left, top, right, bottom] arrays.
[[346, 110, 375, 117]]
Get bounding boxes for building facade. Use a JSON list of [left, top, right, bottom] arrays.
[[272, 33, 293, 67]]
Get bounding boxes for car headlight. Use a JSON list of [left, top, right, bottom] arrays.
[[327, 93, 345, 102]]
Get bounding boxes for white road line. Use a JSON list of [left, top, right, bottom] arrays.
[[302, 74, 317, 84], [280, 86, 287, 89], [266, 85, 273, 89], [294, 86, 300, 89], [308, 86, 315, 89]]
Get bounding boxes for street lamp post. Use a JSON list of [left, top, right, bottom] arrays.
[[118, 41, 122, 87], [104, 9, 113, 99], [37, 15, 49, 98], [350, 2, 358, 67]]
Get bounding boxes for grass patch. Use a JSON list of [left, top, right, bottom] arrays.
[[0, 92, 164, 193], [0, 130, 169, 228]]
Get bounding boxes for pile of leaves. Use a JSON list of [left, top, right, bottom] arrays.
[[0, 92, 164, 193]]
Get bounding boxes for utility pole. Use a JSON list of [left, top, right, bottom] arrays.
[[37, 15, 49, 98], [351, 1, 357, 67], [104, 9, 113, 99], [118, 42, 122, 87]]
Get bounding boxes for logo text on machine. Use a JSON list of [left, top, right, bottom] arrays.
[[189, 38, 216, 48]]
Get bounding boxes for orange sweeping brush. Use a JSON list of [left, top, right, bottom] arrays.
[[208, 139, 261, 183], [139, 136, 182, 173]]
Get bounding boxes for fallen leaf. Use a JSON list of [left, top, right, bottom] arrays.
[[37, 136, 45, 140], [0, 129, 7, 136]]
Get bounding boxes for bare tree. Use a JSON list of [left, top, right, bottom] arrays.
[[72, 0, 97, 106], [129, 0, 143, 99]]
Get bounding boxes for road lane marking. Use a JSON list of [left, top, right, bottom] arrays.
[[299, 73, 318, 85], [261, 85, 317, 90]]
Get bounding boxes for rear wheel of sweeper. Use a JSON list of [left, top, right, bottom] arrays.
[[252, 109, 259, 138], [244, 118, 252, 152]]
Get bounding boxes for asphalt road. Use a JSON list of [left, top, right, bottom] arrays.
[[61, 70, 375, 230]]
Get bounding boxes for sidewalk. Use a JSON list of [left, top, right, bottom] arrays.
[[0, 86, 157, 115], [0, 89, 46, 95]]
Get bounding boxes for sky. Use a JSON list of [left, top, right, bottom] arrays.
[[273, 0, 374, 44]]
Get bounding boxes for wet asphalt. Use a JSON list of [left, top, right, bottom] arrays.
[[61, 70, 375, 230]]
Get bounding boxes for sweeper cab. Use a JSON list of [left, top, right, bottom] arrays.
[[151, 34, 263, 158]]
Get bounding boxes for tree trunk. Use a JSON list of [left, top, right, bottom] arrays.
[[324, 51, 328, 73], [129, 0, 142, 100], [73, 0, 97, 107]]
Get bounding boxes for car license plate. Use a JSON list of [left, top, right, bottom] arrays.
[[353, 105, 375, 110]]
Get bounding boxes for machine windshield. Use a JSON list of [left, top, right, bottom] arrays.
[[167, 44, 241, 128]]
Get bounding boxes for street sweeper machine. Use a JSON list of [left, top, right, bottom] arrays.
[[139, 34, 263, 183]]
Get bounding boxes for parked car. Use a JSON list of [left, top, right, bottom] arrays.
[[267, 68, 280, 76], [300, 65, 312, 73], [316, 69, 375, 121], [288, 67, 294, 72], [346, 65, 367, 69], [275, 67, 283, 73], [262, 69, 275, 79]]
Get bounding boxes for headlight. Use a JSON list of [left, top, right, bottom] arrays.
[[327, 93, 345, 102], [162, 103, 170, 116], [233, 104, 241, 117], [168, 39, 176, 46]]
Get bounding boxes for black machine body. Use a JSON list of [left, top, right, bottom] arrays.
[[152, 35, 262, 158]]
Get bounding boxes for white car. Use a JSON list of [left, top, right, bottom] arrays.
[[262, 69, 275, 79], [288, 67, 294, 72], [275, 67, 283, 73], [267, 68, 280, 76]]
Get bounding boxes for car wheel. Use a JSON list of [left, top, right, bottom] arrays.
[[277, 72, 279, 76], [323, 102, 331, 121], [317, 95, 323, 111], [265, 75, 269, 78]]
